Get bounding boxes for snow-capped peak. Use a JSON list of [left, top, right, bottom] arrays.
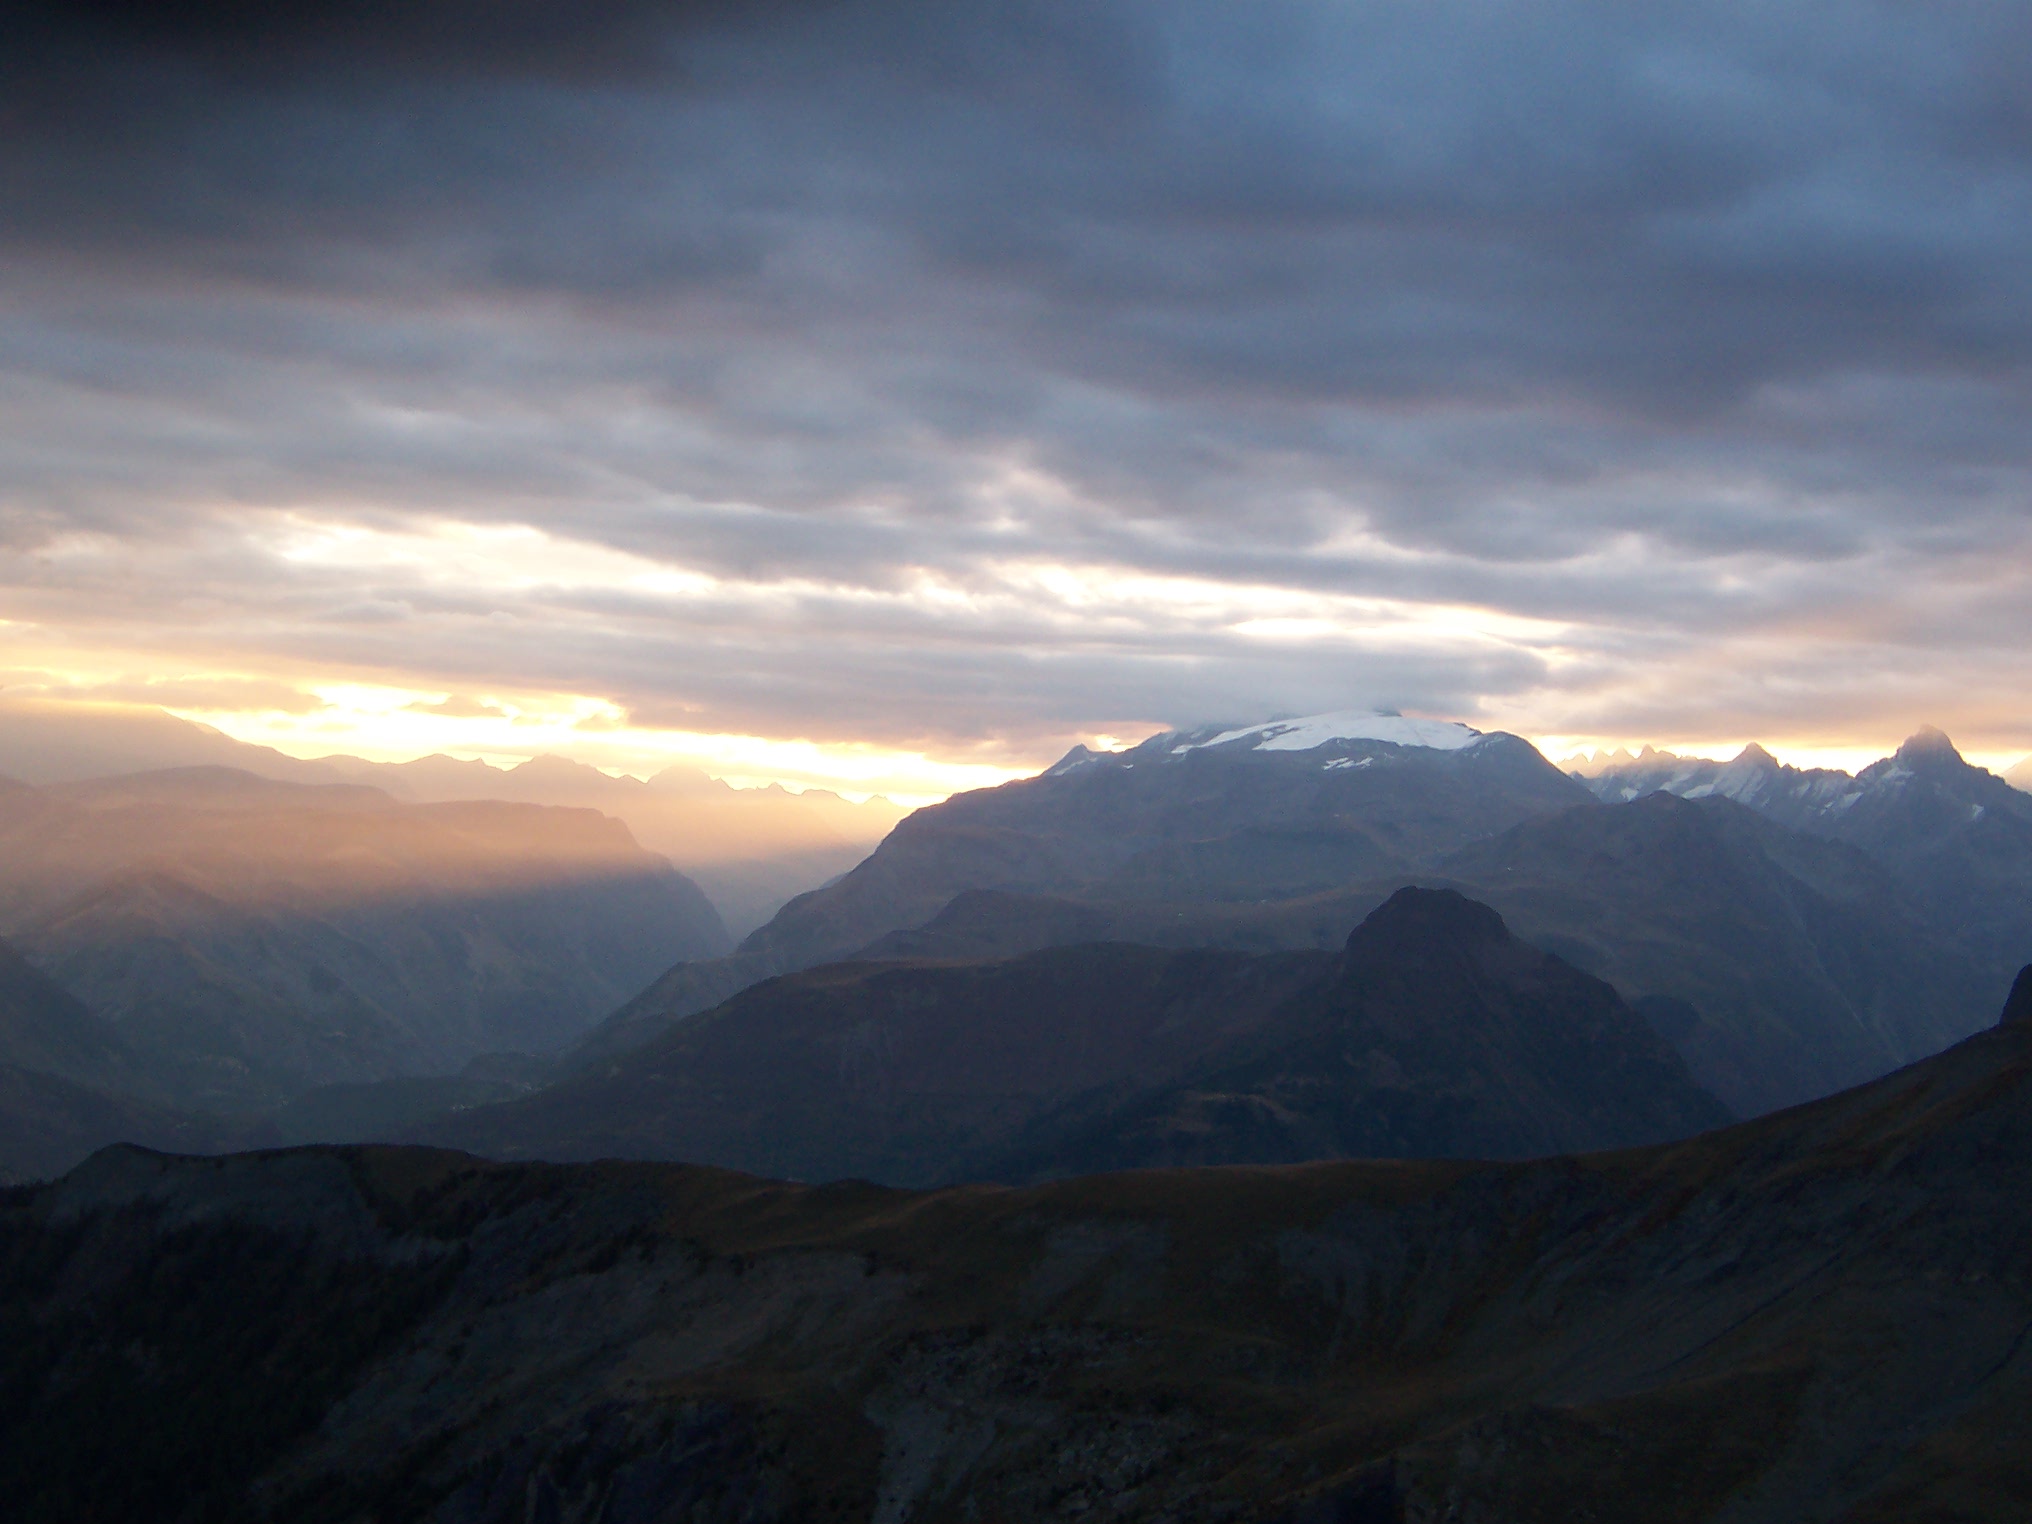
[[1174, 710, 1482, 756]]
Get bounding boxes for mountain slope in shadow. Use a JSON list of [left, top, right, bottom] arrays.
[[990, 886, 1732, 1177], [9, 970, 2032, 1520], [0, 936, 270, 1181], [417, 889, 1728, 1181], [692, 792, 1991, 1118], [1432, 790, 1992, 1113], [1581, 727, 2032, 992]]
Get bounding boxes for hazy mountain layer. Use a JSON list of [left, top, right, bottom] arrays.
[[0, 767, 729, 1109], [420, 890, 1728, 1180], [10, 983, 2032, 1521], [0, 935, 270, 1181], [0, 934, 137, 1093], [329, 751, 907, 937], [0, 700, 908, 937]]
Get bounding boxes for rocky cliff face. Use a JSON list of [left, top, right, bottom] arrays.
[[8, 976, 2032, 1522]]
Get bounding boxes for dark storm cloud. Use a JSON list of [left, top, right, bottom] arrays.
[[2, 0, 2030, 762]]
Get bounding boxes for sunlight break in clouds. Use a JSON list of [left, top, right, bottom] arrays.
[[169, 684, 1022, 806], [5, 1, 2032, 779]]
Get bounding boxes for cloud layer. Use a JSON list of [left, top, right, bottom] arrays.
[[3, 0, 2030, 779]]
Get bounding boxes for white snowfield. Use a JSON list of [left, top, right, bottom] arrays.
[[1176, 711, 1483, 755]]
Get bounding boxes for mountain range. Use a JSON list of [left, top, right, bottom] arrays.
[[1, 705, 2027, 1182], [575, 714, 2012, 1117], [579, 714, 1592, 1050], [1577, 727, 2032, 985], [9, 969, 2031, 1521]]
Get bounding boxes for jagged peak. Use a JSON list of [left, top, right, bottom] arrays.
[[1730, 742, 1778, 768]]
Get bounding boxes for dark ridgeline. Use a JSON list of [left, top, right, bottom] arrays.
[[6, 970, 2032, 1521], [417, 888, 1729, 1180]]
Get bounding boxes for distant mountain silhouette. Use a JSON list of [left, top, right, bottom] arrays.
[[13, 970, 2032, 1519], [0, 700, 908, 937], [335, 750, 907, 937], [419, 889, 1728, 1179]]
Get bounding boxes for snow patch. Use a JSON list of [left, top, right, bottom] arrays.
[[1177, 710, 1481, 756]]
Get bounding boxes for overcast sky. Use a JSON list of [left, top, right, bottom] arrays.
[[3, 0, 2029, 794]]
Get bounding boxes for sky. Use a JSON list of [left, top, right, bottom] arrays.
[[3, 0, 2030, 798]]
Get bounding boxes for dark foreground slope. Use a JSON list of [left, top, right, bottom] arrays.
[[9, 977, 2032, 1523], [418, 889, 1727, 1181]]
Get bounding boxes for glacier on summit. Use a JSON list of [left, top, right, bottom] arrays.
[[1173, 710, 1482, 755]]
